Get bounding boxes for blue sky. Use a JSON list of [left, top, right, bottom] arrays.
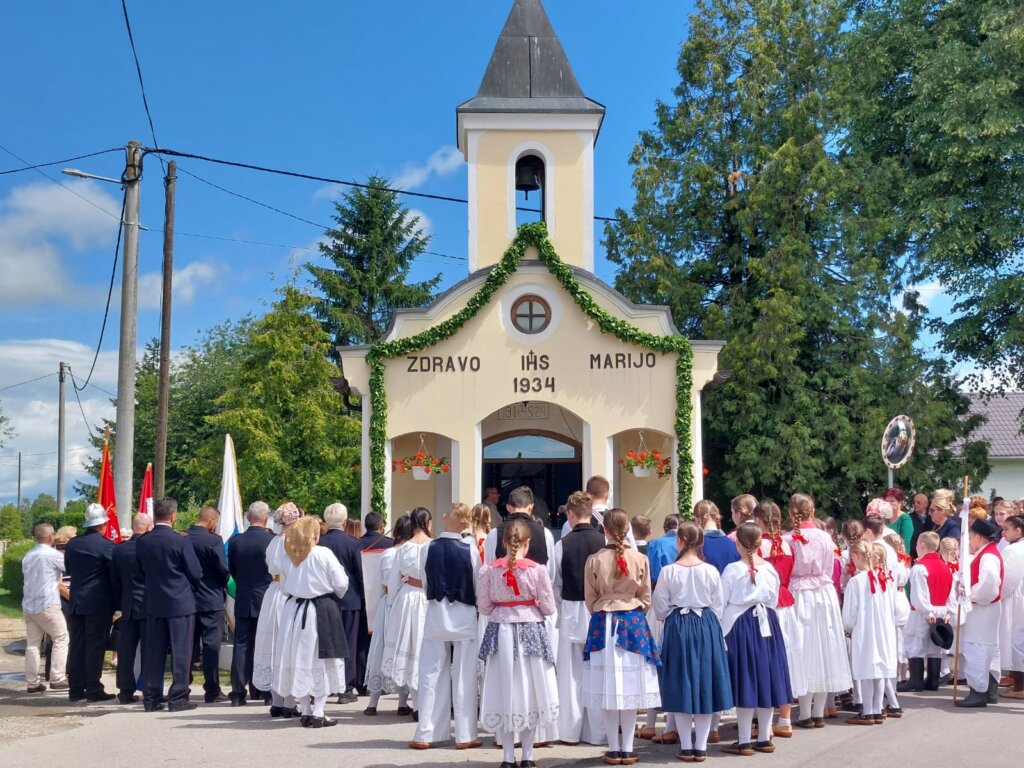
[[0, 1, 698, 502]]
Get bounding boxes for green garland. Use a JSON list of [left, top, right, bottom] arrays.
[[367, 222, 695, 519]]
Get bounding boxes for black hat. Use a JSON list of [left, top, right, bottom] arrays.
[[930, 621, 955, 650], [970, 518, 998, 540]]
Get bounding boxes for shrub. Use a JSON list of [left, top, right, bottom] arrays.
[[1, 540, 36, 603]]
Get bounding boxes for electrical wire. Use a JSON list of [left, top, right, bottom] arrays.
[[68, 371, 98, 439], [71, 197, 124, 393], [0, 373, 58, 394], [0, 147, 123, 176], [0, 143, 123, 221], [120, 0, 161, 156]]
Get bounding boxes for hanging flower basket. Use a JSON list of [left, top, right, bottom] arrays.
[[393, 435, 450, 480], [619, 432, 671, 479]]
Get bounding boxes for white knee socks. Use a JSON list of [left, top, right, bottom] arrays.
[[693, 713, 713, 750], [312, 694, 327, 718], [619, 710, 638, 754], [737, 708, 755, 743], [677, 714, 694, 750], [603, 711, 621, 752], [520, 727, 536, 761]]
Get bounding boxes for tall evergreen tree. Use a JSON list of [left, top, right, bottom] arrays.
[[307, 176, 441, 347], [606, 0, 986, 514]]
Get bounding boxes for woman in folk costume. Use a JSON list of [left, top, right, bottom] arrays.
[[363, 514, 413, 716], [752, 500, 801, 739], [900, 531, 956, 693], [273, 516, 349, 728], [727, 495, 758, 543], [786, 493, 852, 728], [720, 523, 793, 756], [478, 519, 559, 768], [998, 515, 1024, 699], [842, 541, 898, 725], [884, 532, 912, 712], [253, 501, 303, 718], [582, 509, 661, 766], [653, 522, 733, 764], [381, 507, 432, 716]]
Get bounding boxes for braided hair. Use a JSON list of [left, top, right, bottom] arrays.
[[753, 499, 784, 557], [604, 508, 630, 579], [674, 521, 705, 562], [788, 492, 815, 528], [736, 521, 763, 585], [504, 519, 529, 570]]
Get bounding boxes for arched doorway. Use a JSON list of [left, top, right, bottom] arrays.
[[480, 402, 584, 531]]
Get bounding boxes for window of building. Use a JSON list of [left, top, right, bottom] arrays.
[[511, 294, 551, 335]]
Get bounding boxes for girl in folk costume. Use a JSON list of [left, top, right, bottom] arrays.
[[478, 520, 559, 768], [653, 522, 733, 764], [381, 507, 432, 716], [582, 509, 661, 766], [273, 517, 349, 728], [786, 493, 852, 728], [841, 541, 898, 725], [900, 531, 956, 693], [884, 532, 912, 699], [728, 495, 758, 543], [839, 520, 865, 597], [938, 535, 961, 681], [719, 523, 793, 756], [363, 515, 413, 716], [472, 503, 492, 565], [821, 517, 844, 600], [998, 515, 1024, 699], [253, 502, 303, 718], [752, 500, 801, 739]]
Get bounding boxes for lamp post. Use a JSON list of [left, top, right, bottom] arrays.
[[63, 140, 142, 530]]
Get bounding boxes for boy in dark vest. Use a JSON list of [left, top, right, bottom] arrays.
[[554, 491, 608, 745], [488, 485, 554, 572], [409, 502, 481, 750], [900, 531, 956, 692]]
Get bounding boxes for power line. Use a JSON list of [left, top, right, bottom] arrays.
[[0, 373, 58, 394], [0, 447, 90, 459], [120, 0, 160, 155], [0, 143, 123, 221], [0, 147, 123, 176], [72, 196, 125, 393], [68, 372, 98, 440]]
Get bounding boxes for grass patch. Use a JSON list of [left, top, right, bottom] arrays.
[[0, 587, 22, 619]]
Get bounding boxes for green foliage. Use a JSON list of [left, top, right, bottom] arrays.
[[605, 0, 987, 516], [1, 540, 35, 602], [0, 400, 13, 448], [187, 286, 362, 514], [0, 504, 22, 541], [307, 176, 441, 347], [367, 222, 695, 519], [842, 0, 1024, 394]]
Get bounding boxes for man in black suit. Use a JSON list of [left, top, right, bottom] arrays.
[[226, 500, 275, 706], [187, 506, 230, 703], [64, 503, 117, 702], [136, 497, 202, 712], [319, 502, 365, 703], [359, 511, 393, 552], [110, 513, 153, 703], [909, 491, 935, 557]]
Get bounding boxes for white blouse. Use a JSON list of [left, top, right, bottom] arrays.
[[387, 539, 430, 595], [651, 561, 724, 621], [720, 561, 781, 637], [279, 546, 348, 600]]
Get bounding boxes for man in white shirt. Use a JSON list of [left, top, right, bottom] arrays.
[[21, 523, 69, 693], [559, 475, 638, 549]]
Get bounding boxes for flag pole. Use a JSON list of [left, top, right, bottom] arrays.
[[952, 474, 969, 703]]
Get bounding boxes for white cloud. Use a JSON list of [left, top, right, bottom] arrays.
[[407, 208, 433, 238], [312, 183, 343, 202], [0, 338, 122, 503], [137, 261, 224, 311], [0, 180, 123, 305], [392, 146, 463, 190]]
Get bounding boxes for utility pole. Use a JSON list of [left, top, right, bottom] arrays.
[[114, 140, 143, 530], [16, 451, 22, 512], [57, 361, 67, 513], [154, 160, 176, 499]]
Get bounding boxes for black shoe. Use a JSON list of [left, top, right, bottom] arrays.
[[168, 701, 198, 712], [988, 675, 1001, 704], [117, 694, 140, 704], [676, 750, 694, 762], [396, 705, 413, 716], [205, 692, 230, 704], [885, 706, 903, 718], [310, 716, 337, 728], [281, 706, 301, 719], [363, 706, 377, 716], [619, 754, 639, 766], [924, 658, 942, 691], [269, 705, 284, 718], [602, 752, 622, 765], [300, 715, 313, 728], [86, 691, 116, 702], [411, 709, 419, 721], [720, 742, 754, 756], [692, 750, 707, 763], [26, 684, 46, 694], [753, 741, 775, 753], [499, 763, 518, 768], [898, 658, 925, 693], [955, 688, 988, 708], [355, 685, 368, 696], [143, 702, 165, 712], [336, 691, 358, 704], [230, 697, 247, 707], [840, 700, 861, 712]]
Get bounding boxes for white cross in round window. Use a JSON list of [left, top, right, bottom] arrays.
[[511, 294, 551, 335]]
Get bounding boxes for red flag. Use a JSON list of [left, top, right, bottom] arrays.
[[138, 463, 153, 516], [97, 437, 122, 543]]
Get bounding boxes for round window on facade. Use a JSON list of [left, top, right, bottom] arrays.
[[510, 294, 552, 335]]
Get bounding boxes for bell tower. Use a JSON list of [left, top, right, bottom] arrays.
[[457, 0, 605, 274]]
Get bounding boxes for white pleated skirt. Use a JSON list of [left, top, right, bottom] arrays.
[[364, 593, 393, 694], [776, 604, 808, 698], [792, 587, 852, 694], [381, 585, 426, 690], [252, 581, 284, 691], [272, 596, 346, 699], [480, 623, 559, 736], [582, 615, 661, 711]]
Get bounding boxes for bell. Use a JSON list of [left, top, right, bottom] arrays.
[[515, 156, 544, 198]]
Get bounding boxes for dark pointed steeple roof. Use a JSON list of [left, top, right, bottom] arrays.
[[457, 0, 605, 119]]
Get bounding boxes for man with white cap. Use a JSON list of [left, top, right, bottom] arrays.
[[956, 518, 1004, 708], [64, 503, 116, 702]]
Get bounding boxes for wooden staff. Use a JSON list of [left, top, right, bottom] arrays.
[[952, 474, 970, 703]]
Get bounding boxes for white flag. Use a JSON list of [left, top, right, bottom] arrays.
[[956, 496, 972, 620], [216, 434, 245, 543]]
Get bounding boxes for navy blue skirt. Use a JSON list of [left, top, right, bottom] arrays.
[[659, 608, 734, 714], [726, 607, 793, 709]]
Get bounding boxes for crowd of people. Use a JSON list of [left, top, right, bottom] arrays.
[[18, 480, 1024, 766]]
